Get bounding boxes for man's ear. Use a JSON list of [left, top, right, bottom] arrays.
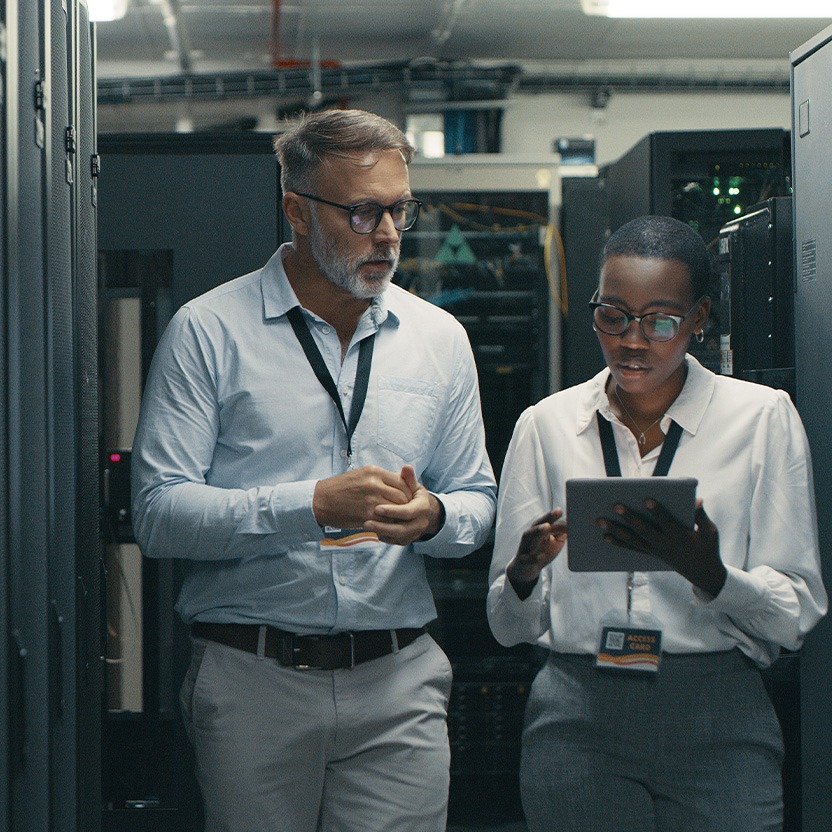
[[283, 192, 309, 236]]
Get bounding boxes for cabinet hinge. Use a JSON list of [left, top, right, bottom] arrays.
[[34, 79, 46, 111], [65, 125, 77, 154]]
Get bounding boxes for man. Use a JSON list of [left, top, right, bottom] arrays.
[[131, 108, 496, 832]]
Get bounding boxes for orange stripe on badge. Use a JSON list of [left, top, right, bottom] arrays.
[[597, 652, 660, 667], [321, 532, 380, 547]]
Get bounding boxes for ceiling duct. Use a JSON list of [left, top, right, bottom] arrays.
[[97, 60, 788, 107]]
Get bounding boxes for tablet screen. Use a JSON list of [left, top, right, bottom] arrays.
[[565, 477, 698, 572]]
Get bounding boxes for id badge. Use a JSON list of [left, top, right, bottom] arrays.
[[320, 526, 381, 554], [595, 611, 663, 674]]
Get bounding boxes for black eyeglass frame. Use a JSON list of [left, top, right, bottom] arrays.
[[294, 191, 422, 234], [588, 291, 706, 343]]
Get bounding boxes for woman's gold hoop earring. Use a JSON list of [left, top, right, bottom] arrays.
[[695, 330, 705, 343]]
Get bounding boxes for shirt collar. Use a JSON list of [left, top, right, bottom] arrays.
[[260, 242, 399, 330], [576, 354, 716, 437]]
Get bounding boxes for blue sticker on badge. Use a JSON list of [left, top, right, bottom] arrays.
[[596, 626, 662, 673]]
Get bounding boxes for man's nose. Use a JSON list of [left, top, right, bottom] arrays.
[[373, 209, 401, 242]]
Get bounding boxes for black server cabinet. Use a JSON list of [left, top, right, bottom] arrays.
[[603, 128, 791, 246], [7, 5, 52, 829], [97, 133, 285, 832], [0, 2, 10, 827], [717, 197, 801, 832], [396, 188, 550, 826], [792, 24, 832, 832], [560, 175, 608, 389], [716, 196, 794, 391], [73, 5, 103, 830], [2, 2, 100, 832], [601, 129, 792, 373]]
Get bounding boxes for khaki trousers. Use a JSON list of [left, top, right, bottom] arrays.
[[180, 631, 452, 832]]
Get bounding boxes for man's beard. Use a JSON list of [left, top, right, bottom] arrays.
[[307, 210, 400, 299]]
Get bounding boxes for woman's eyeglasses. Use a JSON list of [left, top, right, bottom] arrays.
[[295, 192, 422, 234], [589, 291, 704, 343]]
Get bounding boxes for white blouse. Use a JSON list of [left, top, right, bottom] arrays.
[[487, 356, 827, 668]]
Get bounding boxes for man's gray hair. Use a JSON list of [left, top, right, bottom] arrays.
[[273, 109, 414, 195]]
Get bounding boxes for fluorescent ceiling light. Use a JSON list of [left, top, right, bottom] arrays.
[[88, 0, 130, 22], [582, 0, 830, 17]]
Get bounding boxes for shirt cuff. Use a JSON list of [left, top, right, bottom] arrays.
[[418, 493, 447, 541], [692, 564, 768, 613], [272, 479, 325, 541], [501, 572, 546, 617], [414, 492, 460, 549]]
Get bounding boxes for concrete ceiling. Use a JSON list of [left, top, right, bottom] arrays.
[[95, 0, 832, 80]]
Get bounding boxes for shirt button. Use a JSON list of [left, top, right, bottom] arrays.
[[321, 326, 331, 334], [338, 575, 347, 585], [340, 449, 348, 458]]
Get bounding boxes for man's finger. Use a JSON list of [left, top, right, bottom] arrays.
[[399, 464, 420, 498]]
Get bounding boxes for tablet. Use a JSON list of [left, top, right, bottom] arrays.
[[565, 477, 698, 572]]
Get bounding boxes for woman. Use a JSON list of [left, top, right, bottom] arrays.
[[487, 215, 827, 832]]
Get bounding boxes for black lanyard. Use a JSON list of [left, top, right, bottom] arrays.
[[596, 411, 683, 478], [286, 306, 375, 466]]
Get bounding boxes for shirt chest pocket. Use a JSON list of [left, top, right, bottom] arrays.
[[376, 375, 440, 463]]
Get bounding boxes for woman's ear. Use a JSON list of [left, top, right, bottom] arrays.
[[694, 295, 712, 332]]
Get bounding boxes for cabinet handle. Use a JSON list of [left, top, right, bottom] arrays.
[[9, 630, 27, 773], [50, 601, 65, 720]]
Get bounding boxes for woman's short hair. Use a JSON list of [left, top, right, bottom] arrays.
[[273, 109, 414, 195], [600, 215, 713, 300]]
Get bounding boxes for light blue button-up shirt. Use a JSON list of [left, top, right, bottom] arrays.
[[131, 244, 497, 633]]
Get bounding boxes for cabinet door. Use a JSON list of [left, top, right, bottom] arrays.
[[792, 27, 832, 832], [7, 0, 51, 825], [3, 3, 101, 831]]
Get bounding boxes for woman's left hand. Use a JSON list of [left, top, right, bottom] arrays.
[[597, 497, 727, 597]]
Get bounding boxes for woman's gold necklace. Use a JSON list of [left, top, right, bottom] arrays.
[[613, 387, 664, 446]]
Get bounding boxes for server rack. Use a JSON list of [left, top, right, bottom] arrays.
[[601, 129, 792, 373], [791, 23, 832, 831], [716, 197, 801, 832], [2, 2, 100, 831], [97, 133, 285, 832], [403, 158, 561, 826], [716, 197, 794, 390], [603, 129, 791, 245], [560, 130, 792, 403], [560, 175, 608, 389], [1, 5, 10, 828]]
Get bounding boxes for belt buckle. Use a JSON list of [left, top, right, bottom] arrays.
[[291, 634, 316, 670], [289, 632, 355, 670]]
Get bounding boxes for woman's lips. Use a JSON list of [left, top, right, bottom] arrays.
[[617, 360, 650, 377]]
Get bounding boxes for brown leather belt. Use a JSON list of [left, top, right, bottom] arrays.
[[191, 621, 426, 670]]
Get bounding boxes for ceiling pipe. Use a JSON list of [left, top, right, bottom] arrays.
[[308, 38, 324, 108], [432, 0, 470, 47], [271, 0, 283, 65], [151, 0, 194, 73]]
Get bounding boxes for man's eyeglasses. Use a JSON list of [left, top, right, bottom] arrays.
[[294, 192, 422, 234], [589, 291, 705, 343]]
